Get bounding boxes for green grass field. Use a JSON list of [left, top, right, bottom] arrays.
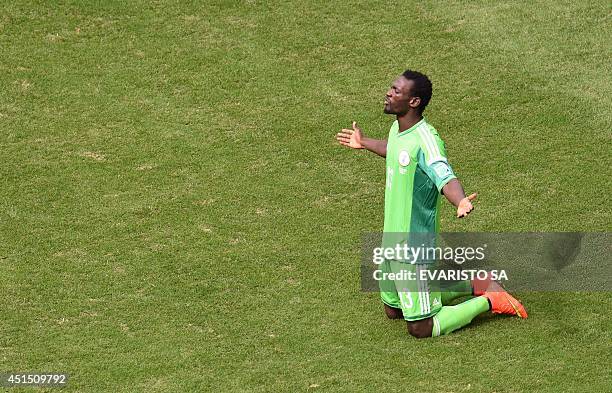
[[1, 1, 611, 392]]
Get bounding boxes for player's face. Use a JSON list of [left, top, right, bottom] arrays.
[[383, 77, 413, 115]]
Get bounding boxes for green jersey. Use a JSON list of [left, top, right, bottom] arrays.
[[383, 118, 456, 235], [379, 118, 459, 320]]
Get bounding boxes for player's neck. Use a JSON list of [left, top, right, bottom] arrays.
[[397, 113, 423, 133]]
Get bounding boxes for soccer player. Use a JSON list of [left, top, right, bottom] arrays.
[[336, 70, 527, 338]]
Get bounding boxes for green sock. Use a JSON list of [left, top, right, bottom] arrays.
[[432, 296, 489, 337], [440, 280, 472, 305]]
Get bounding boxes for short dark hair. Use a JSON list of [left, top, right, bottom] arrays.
[[402, 70, 432, 114]]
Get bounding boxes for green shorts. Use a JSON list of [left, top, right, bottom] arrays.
[[378, 259, 442, 321]]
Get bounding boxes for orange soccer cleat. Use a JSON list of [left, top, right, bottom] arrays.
[[482, 281, 528, 319]]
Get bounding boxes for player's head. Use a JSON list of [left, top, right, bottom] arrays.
[[383, 70, 432, 116]]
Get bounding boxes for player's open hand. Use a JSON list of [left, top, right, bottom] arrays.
[[336, 121, 364, 149], [457, 193, 477, 218]]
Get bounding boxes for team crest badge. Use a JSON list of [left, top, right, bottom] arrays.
[[398, 150, 411, 167]]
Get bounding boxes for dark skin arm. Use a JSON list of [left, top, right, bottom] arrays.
[[442, 179, 477, 218], [336, 122, 387, 157]]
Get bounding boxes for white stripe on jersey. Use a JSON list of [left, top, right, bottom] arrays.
[[417, 125, 445, 165], [424, 126, 443, 159], [417, 125, 439, 159], [416, 264, 423, 314], [423, 265, 431, 314], [422, 271, 430, 315], [417, 283, 424, 315], [416, 126, 436, 160], [416, 272, 424, 316], [417, 263, 430, 315]]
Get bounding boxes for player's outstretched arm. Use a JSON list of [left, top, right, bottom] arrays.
[[336, 121, 387, 158], [442, 179, 477, 218]]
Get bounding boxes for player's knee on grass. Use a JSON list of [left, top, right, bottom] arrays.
[[406, 318, 433, 339], [384, 304, 403, 319]]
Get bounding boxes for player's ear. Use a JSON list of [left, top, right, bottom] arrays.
[[409, 97, 421, 109]]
